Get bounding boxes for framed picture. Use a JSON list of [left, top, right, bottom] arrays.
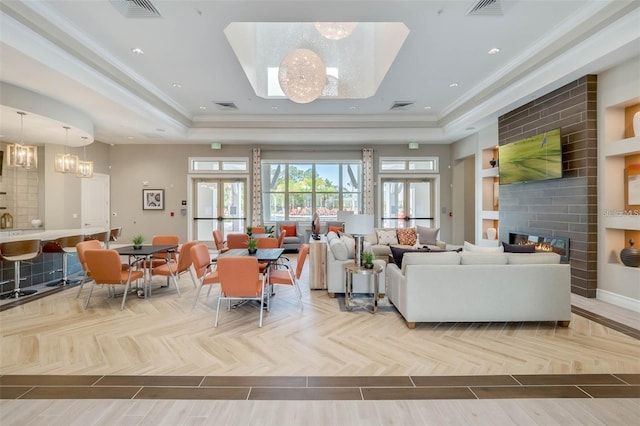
[[142, 189, 164, 210]]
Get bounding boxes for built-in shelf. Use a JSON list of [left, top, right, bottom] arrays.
[[602, 215, 640, 231], [480, 167, 499, 178], [604, 136, 640, 157], [481, 210, 499, 220]]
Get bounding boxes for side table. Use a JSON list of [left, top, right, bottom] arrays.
[[344, 263, 383, 313]]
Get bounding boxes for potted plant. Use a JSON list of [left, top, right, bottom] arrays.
[[362, 251, 374, 269], [265, 225, 275, 235], [132, 234, 144, 249], [246, 226, 253, 236], [247, 237, 258, 254]]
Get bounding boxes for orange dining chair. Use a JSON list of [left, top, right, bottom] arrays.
[[75, 239, 103, 298], [148, 235, 179, 269], [84, 249, 144, 310], [226, 233, 249, 249], [251, 226, 266, 234], [268, 243, 307, 308], [277, 229, 287, 248], [151, 240, 200, 297], [215, 256, 268, 327], [212, 230, 229, 254], [255, 237, 279, 274], [191, 243, 220, 308]]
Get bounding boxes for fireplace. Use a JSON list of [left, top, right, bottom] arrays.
[[509, 232, 569, 262]]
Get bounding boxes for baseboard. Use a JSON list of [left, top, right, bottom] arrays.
[[596, 289, 640, 313]]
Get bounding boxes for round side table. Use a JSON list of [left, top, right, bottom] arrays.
[[344, 263, 383, 313]]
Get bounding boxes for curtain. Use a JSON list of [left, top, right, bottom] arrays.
[[252, 148, 262, 225], [362, 148, 374, 215]]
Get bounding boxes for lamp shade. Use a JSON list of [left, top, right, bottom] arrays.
[[344, 214, 374, 235]]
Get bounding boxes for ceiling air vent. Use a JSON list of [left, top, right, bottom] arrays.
[[466, 0, 503, 16], [110, 0, 162, 18], [390, 101, 414, 111], [213, 102, 238, 111]]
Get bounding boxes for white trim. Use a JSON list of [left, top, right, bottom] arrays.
[[596, 289, 640, 313]]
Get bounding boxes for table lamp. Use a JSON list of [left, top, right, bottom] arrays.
[[345, 214, 374, 267]]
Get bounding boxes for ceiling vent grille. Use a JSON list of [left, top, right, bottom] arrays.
[[110, 0, 162, 18], [214, 102, 238, 111], [466, 0, 503, 16], [390, 101, 414, 111]]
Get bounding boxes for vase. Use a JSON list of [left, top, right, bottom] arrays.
[[486, 227, 497, 240], [633, 111, 640, 137], [620, 239, 640, 267]]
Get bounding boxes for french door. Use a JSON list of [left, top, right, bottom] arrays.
[[192, 178, 246, 241], [380, 178, 434, 228]]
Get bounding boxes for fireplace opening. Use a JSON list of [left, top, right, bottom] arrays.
[[509, 232, 569, 262]]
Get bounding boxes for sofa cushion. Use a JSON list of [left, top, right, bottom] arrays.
[[507, 252, 561, 264], [502, 242, 536, 253], [396, 228, 417, 246], [329, 238, 349, 260], [402, 251, 461, 273], [460, 253, 508, 265], [417, 226, 439, 246], [341, 234, 356, 259], [463, 241, 504, 253], [281, 224, 297, 237], [326, 231, 339, 243], [389, 245, 428, 266], [376, 229, 398, 245]]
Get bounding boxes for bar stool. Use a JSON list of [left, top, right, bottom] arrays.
[[0, 239, 42, 298], [85, 231, 109, 247], [108, 227, 123, 248], [42, 234, 84, 286]]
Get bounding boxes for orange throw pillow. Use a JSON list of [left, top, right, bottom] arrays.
[[328, 225, 343, 234], [282, 224, 297, 237], [396, 228, 417, 246]]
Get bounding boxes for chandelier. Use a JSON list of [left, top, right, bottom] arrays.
[[314, 22, 358, 40], [278, 48, 327, 104], [54, 126, 78, 174], [6, 112, 37, 169], [76, 137, 94, 178]]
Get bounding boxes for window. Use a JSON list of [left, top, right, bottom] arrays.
[[262, 161, 362, 222], [380, 157, 438, 173], [189, 157, 249, 173]]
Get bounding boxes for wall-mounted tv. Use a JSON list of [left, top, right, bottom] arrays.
[[499, 128, 562, 185]]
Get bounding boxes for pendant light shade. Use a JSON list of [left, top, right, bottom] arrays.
[[6, 112, 37, 169], [278, 48, 327, 104], [54, 126, 78, 174], [314, 22, 358, 40], [76, 136, 94, 178]]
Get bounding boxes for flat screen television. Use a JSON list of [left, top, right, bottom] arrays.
[[499, 128, 562, 185]]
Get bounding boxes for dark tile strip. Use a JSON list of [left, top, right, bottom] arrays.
[[614, 374, 640, 385], [362, 387, 476, 400], [513, 374, 626, 385], [135, 387, 250, 400], [202, 376, 306, 387], [96, 375, 204, 387], [571, 305, 640, 340], [19, 386, 141, 399], [578, 385, 640, 398], [411, 375, 518, 387], [249, 387, 362, 401], [308, 376, 413, 387], [472, 386, 590, 399]]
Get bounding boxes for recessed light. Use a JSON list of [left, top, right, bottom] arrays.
[[131, 47, 144, 55], [449, 82, 459, 88], [488, 47, 501, 55], [423, 106, 432, 110], [127, 136, 134, 140], [350, 106, 357, 110], [172, 83, 182, 88], [199, 106, 207, 110], [271, 106, 278, 110]]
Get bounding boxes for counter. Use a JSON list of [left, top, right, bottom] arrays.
[[0, 227, 105, 243]]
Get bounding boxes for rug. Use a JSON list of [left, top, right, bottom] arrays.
[[336, 294, 398, 313]]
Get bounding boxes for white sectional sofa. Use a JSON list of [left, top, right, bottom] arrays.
[[325, 231, 386, 297], [386, 251, 571, 329]]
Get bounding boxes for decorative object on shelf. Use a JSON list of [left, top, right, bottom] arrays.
[[633, 111, 640, 137], [6, 112, 37, 169], [1, 212, 13, 229], [54, 126, 79, 174], [486, 227, 497, 240], [362, 251, 374, 269], [345, 214, 374, 267], [31, 219, 42, 228], [489, 157, 497, 168], [131, 234, 144, 249], [625, 163, 640, 210], [620, 239, 640, 267], [278, 48, 327, 104], [247, 237, 258, 254], [142, 189, 164, 210]]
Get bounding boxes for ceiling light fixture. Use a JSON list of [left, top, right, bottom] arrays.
[[76, 136, 94, 178], [314, 22, 358, 40], [54, 126, 78, 174], [172, 83, 182, 88], [488, 47, 501, 55], [6, 112, 37, 169], [131, 47, 144, 55], [278, 48, 327, 104], [449, 82, 459, 88]]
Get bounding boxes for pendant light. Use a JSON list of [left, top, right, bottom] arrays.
[[54, 126, 78, 174], [76, 136, 94, 178], [6, 112, 37, 169]]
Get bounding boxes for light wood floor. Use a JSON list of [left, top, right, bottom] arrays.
[[1, 257, 639, 424]]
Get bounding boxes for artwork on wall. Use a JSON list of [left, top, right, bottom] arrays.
[[142, 189, 164, 210], [626, 163, 640, 210]]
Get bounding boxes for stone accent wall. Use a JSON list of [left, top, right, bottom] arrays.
[[498, 75, 598, 297]]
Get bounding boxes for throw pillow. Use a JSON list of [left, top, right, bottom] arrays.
[[281, 224, 297, 237], [341, 234, 356, 259], [396, 228, 417, 246], [502, 242, 536, 253], [328, 225, 343, 234], [463, 241, 504, 253], [329, 238, 349, 260], [390, 245, 428, 266], [417, 226, 439, 246], [376, 229, 398, 246]]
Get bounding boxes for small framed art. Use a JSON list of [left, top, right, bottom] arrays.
[[142, 189, 164, 210]]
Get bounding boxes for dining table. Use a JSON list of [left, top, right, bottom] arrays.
[[116, 244, 178, 298]]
